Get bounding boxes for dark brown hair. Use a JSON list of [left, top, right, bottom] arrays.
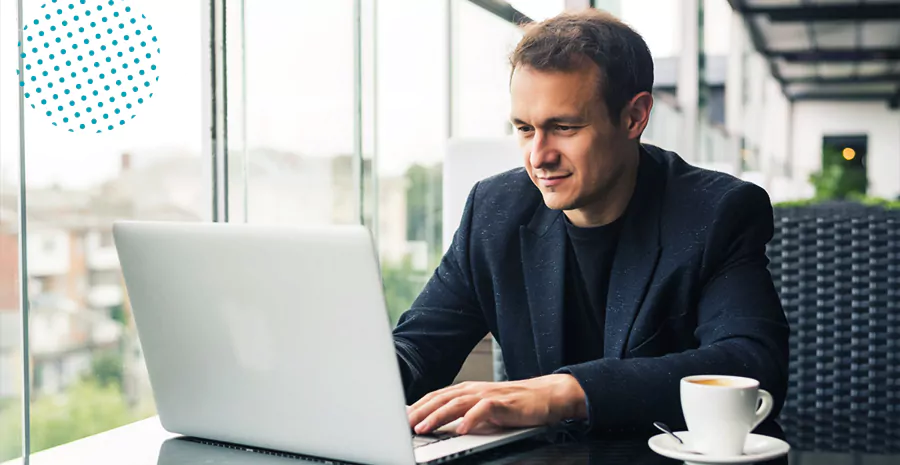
[[510, 9, 654, 123]]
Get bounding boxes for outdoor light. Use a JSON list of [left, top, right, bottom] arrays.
[[842, 147, 856, 161]]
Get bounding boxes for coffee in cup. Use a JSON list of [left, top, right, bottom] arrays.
[[687, 378, 742, 387], [680, 375, 773, 456]]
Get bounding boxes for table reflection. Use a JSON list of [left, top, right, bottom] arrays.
[[155, 435, 761, 465]]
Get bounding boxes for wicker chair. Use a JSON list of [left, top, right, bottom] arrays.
[[767, 202, 900, 453], [492, 201, 900, 453]]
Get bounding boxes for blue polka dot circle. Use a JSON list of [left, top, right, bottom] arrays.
[[17, 0, 160, 133]]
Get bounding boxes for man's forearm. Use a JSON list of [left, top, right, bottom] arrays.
[[555, 338, 787, 433]]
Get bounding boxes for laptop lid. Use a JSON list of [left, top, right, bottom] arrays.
[[114, 221, 416, 465]]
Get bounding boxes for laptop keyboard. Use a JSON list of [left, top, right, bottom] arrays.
[[412, 430, 460, 448]]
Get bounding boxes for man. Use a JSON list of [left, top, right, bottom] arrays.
[[394, 9, 789, 437]]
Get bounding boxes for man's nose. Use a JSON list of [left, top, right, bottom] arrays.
[[529, 131, 559, 169]]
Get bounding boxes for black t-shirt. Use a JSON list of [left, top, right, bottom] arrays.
[[562, 215, 625, 366]]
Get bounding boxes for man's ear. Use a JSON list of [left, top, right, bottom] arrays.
[[623, 91, 653, 140]]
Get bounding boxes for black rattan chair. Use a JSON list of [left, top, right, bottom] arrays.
[[767, 201, 900, 453]]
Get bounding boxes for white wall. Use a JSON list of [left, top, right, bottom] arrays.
[[759, 79, 791, 182], [724, 12, 796, 199], [792, 101, 900, 200]]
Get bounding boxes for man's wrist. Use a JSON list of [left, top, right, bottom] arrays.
[[550, 373, 587, 421]]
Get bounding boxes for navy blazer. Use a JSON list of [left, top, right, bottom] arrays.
[[393, 144, 790, 435]]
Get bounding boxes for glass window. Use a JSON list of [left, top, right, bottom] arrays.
[[229, 1, 358, 227], [15, 0, 208, 454], [0, 2, 23, 460], [373, 0, 448, 325], [455, 0, 522, 139]]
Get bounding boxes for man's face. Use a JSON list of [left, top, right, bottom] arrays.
[[510, 63, 632, 212]]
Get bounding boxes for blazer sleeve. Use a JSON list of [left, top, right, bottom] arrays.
[[392, 182, 490, 404], [555, 182, 790, 433]]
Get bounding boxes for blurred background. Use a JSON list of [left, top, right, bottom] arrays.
[[1, 0, 898, 461]]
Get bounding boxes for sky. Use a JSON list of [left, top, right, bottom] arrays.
[[1, 0, 732, 190]]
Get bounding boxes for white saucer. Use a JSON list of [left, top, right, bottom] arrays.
[[648, 431, 790, 465]]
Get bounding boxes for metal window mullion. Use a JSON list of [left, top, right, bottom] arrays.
[[220, 0, 229, 223], [15, 0, 32, 462], [240, 0, 248, 223], [353, 0, 364, 225], [206, 0, 229, 223], [370, 0, 379, 240], [447, 0, 455, 141]]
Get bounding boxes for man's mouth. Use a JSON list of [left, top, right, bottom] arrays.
[[537, 174, 571, 187]]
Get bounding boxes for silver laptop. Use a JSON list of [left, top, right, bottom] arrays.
[[113, 221, 544, 465]]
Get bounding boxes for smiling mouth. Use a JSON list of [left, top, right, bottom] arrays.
[[537, 174, 571, 187]]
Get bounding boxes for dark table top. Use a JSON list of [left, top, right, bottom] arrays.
[[10, 417, 899, 465], [158, 434, 899, 465]]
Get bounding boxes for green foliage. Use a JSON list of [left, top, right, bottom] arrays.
[[109, 304, 127, 326], [383, 161, 445, 327], [808, 144, 867, 201], [0, 400, 23, 462], [381, 257, 428, 326], [771, 198, 820, 208], [29, 379, 133, 454], [785, 142, 900, 209], [89, 349, 124, 389], [846, 193, 900, 209], [774, 193, 900, 209], [0, 378, 154, 462], [405, 163, 443, 256]]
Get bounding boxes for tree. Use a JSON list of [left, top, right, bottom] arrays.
[[90, 349, 124, 389], [405, 163, 443, 257], [0, 378, 154, 462], [381, 258, 428, 326], [109, 303, 127, 327]]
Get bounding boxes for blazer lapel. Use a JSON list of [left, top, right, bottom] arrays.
[[605, 147, 663, 358], [520, 205, 565, 375]]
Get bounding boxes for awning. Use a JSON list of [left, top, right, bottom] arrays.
[[728, 0, 900, 105]]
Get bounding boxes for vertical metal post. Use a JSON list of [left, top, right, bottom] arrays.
[[221, 0, 230, 222], [205, 0, 228, 223], [15, 0, 32, 461], [240, 0, 248, 222], [446, 0, 454, 141], [353, 0, 364, 225], [370, 0, 380, 239]]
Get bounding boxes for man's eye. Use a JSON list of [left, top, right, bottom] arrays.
[[516, 126, 533, 133], [556, 125, 574, 132]]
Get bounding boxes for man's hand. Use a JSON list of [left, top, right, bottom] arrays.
[[407, 374, 587, 435]]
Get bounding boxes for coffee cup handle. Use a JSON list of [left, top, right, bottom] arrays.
[[751, 389, 773, 431]]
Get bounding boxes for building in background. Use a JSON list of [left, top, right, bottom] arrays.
[[605, 0, 900, 202]]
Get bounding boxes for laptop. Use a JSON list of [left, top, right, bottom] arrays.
[[113, 221, 545, 465]]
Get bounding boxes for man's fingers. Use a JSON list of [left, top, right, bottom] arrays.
[[414, 395, 479, 434], [408, 383, 486, 427], [408, 391, 460, 427], [409, 382, 473, 412], [456, 398, 500, 435]]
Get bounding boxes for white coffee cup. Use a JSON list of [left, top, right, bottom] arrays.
[[680, 375, 773, 456]]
